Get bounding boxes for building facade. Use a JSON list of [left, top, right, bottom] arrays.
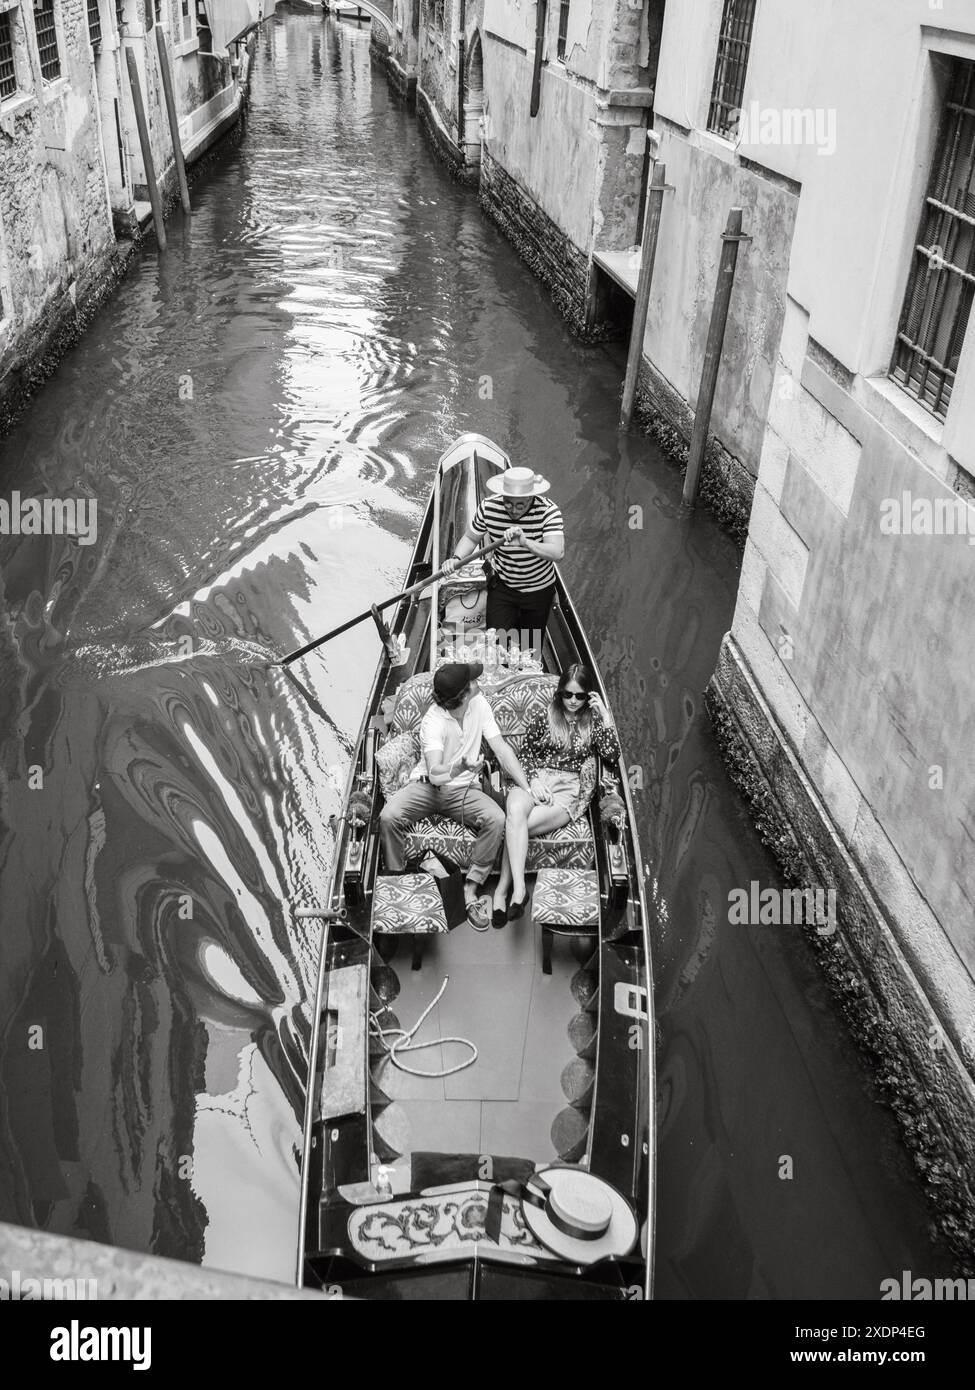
[[0, 0, 118, 421], [700, 0, 975, 1192], [384, 1, 662, 332], [0, 0, 257, 427]]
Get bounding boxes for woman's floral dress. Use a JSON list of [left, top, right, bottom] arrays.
[[519, 709, 621, 822]]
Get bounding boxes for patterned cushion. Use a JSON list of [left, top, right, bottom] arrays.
[[390, 672, 559, 751], [488, 673, 559, 753], [533, 868, 599, 927], [373, 873, 449, 935], [348, 1187, 556, 1263], [403, 816, 595, 872], [390, 674, 436, 738], [375, 731, 421, 797]]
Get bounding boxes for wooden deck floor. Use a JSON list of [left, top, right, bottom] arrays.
[[369, 878, 593, 1190]]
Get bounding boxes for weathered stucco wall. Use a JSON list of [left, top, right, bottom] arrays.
[[410, 0, 486, 178], [123, 3, 235, 202], [640, 129, 796, 487], [653, 0, 975, 460], [736, 302, 975, 989], [480, 0, 651, 253], [417, 2, 458, 146], [481, 40, 597, 251], [1, 3, 248, 429]]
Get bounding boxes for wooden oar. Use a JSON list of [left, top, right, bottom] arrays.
[[279, 537, 503, 666]]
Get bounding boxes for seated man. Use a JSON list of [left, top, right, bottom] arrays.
[[379, 661, 533, 930]]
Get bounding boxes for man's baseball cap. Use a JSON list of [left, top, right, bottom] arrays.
[[433, 662, 483, 700]]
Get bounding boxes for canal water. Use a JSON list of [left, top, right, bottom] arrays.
[[0, 8, 951, 1292]]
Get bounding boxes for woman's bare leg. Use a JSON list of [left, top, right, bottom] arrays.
[[494, 846, 513, 912], [525, 805, 572, 842], [505, 797, 572, 903], [504, 788, 535, 903]]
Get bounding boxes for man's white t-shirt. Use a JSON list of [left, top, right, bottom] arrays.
[[412, 693, 501, 787]]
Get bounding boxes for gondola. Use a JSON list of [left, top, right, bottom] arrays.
[[295, 434, 655, 1300]]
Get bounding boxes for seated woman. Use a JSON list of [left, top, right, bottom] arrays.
[[492, 664, 620, 925]]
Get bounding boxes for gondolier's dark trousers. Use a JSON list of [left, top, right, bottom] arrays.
[[380, 780, 506, 884], [486, 577, 556, 651]]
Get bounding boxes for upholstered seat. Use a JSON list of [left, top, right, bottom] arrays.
[[402, 815, 594, 872], [532, 867, 600, 975], [388, 672, 596, 872], [373, 872, 449, 970]]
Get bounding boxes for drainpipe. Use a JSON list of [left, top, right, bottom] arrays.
[[457, 0, 465, 153], [530, 0, 546, 116]]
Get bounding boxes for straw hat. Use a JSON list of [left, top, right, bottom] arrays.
[[485, 466, 551, 497], [520, 1167, 637, 1265]]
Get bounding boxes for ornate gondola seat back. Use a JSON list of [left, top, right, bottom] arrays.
[[384, 672, 596, 871], [486, 672, 558, 752], [389, 673, 436, 740]]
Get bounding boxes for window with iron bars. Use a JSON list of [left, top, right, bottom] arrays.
[[557, 0, 570, 62], [706, 0, 757, 140], [114, 0, 123, 33], [33, 0, 61, 81], [87, 0, 101, 48], [0, 10, 17, 101], [890, 60, 975, 422]]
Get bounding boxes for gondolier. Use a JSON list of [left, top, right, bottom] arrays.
[[441, 467, 564, 648]]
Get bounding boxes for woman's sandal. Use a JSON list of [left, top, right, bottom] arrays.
[[465, 897, 492, 932]]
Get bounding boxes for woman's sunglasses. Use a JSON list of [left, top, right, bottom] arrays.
[[562, 690, 586, 702]]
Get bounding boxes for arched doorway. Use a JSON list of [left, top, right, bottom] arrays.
[[463, 29, 484, 170]]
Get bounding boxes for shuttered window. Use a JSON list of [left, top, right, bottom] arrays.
[[0, 10, 17, 100], [34, 0, 61, 82], [890, 59, 975, 421], [557, 0, 570, 62], [87, 0, 101, 48], [707, 0, 757, 139]]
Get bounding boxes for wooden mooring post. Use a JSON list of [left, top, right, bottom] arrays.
[[124, 46, 166, 250], [620, 141, 670, 430], [682, 207, 750, 507], [155, 25, 191, 216]]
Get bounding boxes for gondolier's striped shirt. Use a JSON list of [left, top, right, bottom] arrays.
[[470, 494, 564, 592]]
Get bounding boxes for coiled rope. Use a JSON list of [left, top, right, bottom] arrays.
[[369, 975, 477, 1077]]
